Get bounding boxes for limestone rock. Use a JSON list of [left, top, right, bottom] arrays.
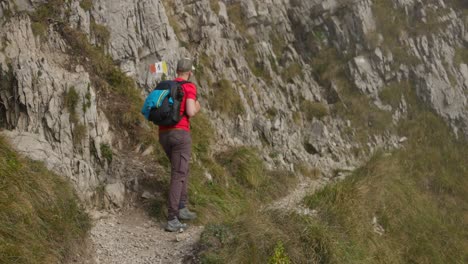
[[105, 182, 126, 208]]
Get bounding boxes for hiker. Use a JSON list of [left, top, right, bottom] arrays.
[[159, 58, 200, 232]]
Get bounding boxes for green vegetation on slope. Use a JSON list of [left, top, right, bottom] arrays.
[[196, 88, 468, 263], [300, 112, 468, 263], [0, 136, 90, 264]]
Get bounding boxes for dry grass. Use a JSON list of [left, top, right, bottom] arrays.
[[0, 136, 90, 263]]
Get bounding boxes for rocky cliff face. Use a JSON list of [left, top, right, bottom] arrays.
[[0, 0, 466, 205]]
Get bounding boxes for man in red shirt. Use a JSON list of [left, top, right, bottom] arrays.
[[159, 58, 201, 232]]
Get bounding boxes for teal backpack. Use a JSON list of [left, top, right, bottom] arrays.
[[141, 80, 188, 126]]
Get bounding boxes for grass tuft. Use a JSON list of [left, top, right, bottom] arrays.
[[209, 79, 245, 117], [300, 100, 329, 121], [79, 0, 93, 11], [0, 136, 90, 263], [281, 62, 303, 83], [210, 0, 220, 14], [217, 146, 264, 189]]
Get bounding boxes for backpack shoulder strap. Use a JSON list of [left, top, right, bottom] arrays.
[[175, 80, 191, 85]]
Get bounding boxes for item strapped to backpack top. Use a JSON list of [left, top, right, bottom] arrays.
[[141, 80, 190, 126]]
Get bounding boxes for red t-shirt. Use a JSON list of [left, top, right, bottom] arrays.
[[159, 78, 197, 132]]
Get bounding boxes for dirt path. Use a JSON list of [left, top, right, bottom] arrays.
[[266, 176, 329, 215], [88, 209, 203, 264]]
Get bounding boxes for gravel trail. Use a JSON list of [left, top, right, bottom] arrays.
[[89, 209, 203, 264]]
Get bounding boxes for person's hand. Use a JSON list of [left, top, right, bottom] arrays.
[[195, 100, 201, 112]]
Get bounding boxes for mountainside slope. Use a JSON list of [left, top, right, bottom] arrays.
[[196, 87, 468, 263], [0, 0, 467, 263]]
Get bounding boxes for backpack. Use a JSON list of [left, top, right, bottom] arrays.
[[141, 80, 189, 126]]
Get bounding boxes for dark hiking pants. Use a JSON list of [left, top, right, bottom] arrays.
[[159, 130, 192, 220]]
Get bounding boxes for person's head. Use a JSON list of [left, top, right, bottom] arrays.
[[176, 58, 193, 80]]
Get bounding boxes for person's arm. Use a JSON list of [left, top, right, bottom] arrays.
[[186, 99, 200, 117]]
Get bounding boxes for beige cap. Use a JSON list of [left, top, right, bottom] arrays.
[[176, 58, 193, 72]]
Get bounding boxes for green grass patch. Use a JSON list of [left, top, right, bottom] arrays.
[[64, 86, 80, 124], [300, 100, 329, 121], [161, 0, 183, 39], [217, 146, 264, 189], [209, 78, 245, 117], [210, 0, 220, 14], [454, 46, 468, 65], [270, 33, 286, 59], [335, 88, 394, 144], [281, 62, 303, 83], [31, 22, 47, 37], [371, 0, 424, 66], [378, 81, 409, 108], [29, 0, 64, 38], [245, 41, 272, 82], [226, 2, 247, 34], [0, 136, 90, 263], [100, 143, 113, 163], [90, 20, 110, 48], [79, 0, 93, 11], [73, 122, 87, 145], [311, 47, 346, 85], [65, 86, 79, 113]]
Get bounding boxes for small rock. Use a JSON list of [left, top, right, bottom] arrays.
[[204, 171, 213, 182], [105, 182, 126, 208], [142, 146, 154, 156], [399, 137, 408, 143], [141, 191, 155, 199]]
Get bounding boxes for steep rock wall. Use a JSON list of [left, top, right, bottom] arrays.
[[0, 0, 466, 203]]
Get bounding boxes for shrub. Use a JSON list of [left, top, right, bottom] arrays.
[[82, 89, 92, 112], [65, 86, 79, 113], [65, 86, 80, 124], [100, 143, 113, 163]]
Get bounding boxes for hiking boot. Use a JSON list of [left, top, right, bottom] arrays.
[[165, 218, 187, 232], [178, 207, 197, 220]]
